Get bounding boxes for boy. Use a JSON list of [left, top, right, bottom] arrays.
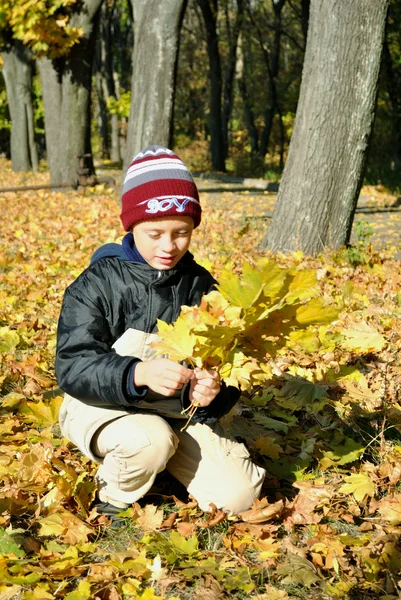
[[56, 145, 265, 517]]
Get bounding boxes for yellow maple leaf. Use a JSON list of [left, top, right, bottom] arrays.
[[285, 268, 318, 304], [340, 321, 386, 352], [295, 298, 339, 326], [151, 316, 198, 364], [338, 473, 375, 503], [218, 261, 267, 308]]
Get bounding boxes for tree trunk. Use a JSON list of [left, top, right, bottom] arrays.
[[124, 0, 187, 171], [1, 41, 38, 171], [301, 0, 310, 45], [261, 0, 388, 255], [249, 0, 285, 158], [383, 34, 401, 172], [237, 34, 259, 153], [94, 0, 124, 163], [222, 0, 244, 160], [197, 0, 226, 172], [38, 0, 103, 186]]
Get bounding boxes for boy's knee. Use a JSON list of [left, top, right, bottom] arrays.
[[196, 464, 265, 516], [218, 487, 258, 516], [137, 430, 179, 472], [99, 414, 179, 472]]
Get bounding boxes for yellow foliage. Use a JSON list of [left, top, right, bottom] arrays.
[[3, 0, 83, 57]]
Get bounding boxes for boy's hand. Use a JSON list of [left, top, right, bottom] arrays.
[[189, 368, 220, 407], [134, 359, 194, 396]]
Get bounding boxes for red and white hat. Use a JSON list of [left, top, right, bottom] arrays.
[[120, 146, 201, 231]]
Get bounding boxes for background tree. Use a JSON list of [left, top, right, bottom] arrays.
[[123, 0, 187, 173], [94, 0, 133, 163], [194, 0, 244, 171], [366, 1, 401, 185], [1, 41, 38, 171], [261, 0, 389, 255], [195, 0, 226, 172], [38, 0, 103, 186], [0, 0, 97, 184]]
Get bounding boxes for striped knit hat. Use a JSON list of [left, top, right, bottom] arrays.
[[120, 146, 201, 231]]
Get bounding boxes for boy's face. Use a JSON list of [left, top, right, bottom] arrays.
[[132, 216, 194, 270]]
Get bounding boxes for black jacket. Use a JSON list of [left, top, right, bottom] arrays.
[[56, 250, 240, 423]]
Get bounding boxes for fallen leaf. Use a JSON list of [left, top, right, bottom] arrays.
[[238, 498, 284, 523], [176, 520, 197, 538], [134, 504, 164, 531], [338, 473, 375, 503]]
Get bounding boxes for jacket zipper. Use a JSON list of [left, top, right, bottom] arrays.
[[145, 271, 163, 333]]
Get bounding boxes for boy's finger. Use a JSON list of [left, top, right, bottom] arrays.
[[194, 370, 220, 382], [167, 363, 194, 378]]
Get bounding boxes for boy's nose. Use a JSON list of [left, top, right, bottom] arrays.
[[159, 236, 175, 252]]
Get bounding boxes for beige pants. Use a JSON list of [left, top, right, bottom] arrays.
[[92, 412, 265, 515]]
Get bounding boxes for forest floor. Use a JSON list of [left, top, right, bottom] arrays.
[[1, 160, 401, 600], [194, 175, 401, 255], [95, 163, 401, 254]]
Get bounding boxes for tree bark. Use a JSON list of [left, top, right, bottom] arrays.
[[1, 41, 38, 171], [197, 0, 226, 172], [124, 0, 187, 172], [248, 0, 285, 158], [237, 33, 259, 153], [383, 28, 401, 172], [222, 0, 244, 160], [37, 0, 103, 186], [261, 0, 388, 255]]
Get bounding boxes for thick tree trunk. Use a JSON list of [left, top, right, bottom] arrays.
[[261, 0, 388, 255], [197, 0, 226, 172], [38, 0, 103, 186], [1, 42, 38, 171], [124, 0, 187, 171]]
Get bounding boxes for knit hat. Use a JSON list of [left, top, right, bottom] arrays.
[[120, 145, 201, 231]]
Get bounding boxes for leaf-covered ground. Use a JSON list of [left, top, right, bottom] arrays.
[[1, 159, 401, 599]]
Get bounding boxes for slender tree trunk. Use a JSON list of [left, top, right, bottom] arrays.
[[237, 34, 258, 153], [222, 0, 244, 160], [383, 36, 401, 172], [1, 42, 38, 171], [95, 33, 110, 159], [197, 0, 226, 172], [301, 0, 310, 44], [124, 0, 187, 172], [261, 0, 388, 255], [96, 0, 122, 163], [259, 0, 285, 157], [38, 0, 103, 186]]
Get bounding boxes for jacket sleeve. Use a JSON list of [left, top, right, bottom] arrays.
[[56, 285, 138, 407], [180, 382, 240, 424]]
